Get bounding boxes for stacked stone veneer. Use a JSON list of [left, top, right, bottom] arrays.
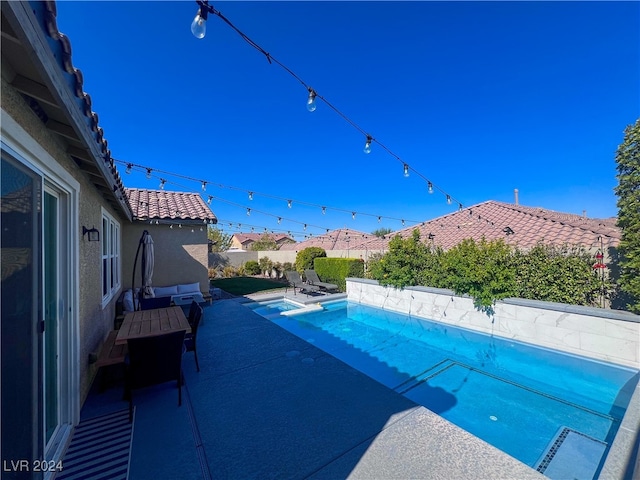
[[346, 278, 640, 369]]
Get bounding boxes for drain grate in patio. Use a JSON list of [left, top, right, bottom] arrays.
[[57, 409, 133, 480]]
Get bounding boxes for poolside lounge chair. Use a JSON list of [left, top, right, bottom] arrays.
[[284, 271, 320, 295], [304, 270, 339, 292]]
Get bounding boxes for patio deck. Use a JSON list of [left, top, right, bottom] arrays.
[[80, 298, 545, 479]]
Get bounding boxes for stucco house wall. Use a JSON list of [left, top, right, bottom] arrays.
[[123, 223, 209, 293], [2, 78, 126, 402]]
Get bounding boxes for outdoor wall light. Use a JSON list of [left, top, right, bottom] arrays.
[[83, 226, 100, 242]]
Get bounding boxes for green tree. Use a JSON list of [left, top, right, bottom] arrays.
[[372, 227, 392, 237], [614, 119, 640, 313], [250, 234, 279, 251], [207, 226, 232, 252], [295, 247, 326, 273], [369, 230, 433, 288]]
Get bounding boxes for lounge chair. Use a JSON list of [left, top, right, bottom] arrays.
[[304, 270, 339, 292], [284, 271, 320, 295]]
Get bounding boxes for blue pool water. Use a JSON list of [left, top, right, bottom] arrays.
[[255, 299, 639, 477]]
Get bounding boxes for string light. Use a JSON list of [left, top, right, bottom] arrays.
[[287, 199, 292, 208], [190, 1, 210, 39], [248, 191, 253, 200], [321, 206, 326, 215], [246, 208, 251, 216], [446, 195, 452, 205], [202, 181, 207, 191], [207, 196, 212, 204], [146, 168, 152, 179], [159, 179, 166, 189], [363, 135, 372, 154], [184, 5, 464, 210], [352, 212, 356, 220], [428, 182, 434, 194], [403, 164, 409, 177], [125, 163, 132, 174], [307, 88, 317, 112], [277, 217, 282, 224]]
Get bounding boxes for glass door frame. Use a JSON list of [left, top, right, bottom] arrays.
[[1, 116, 80, 470]]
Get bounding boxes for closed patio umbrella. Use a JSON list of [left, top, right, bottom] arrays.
[[132, 230, 155, 310], [141, 232, 154, 299]]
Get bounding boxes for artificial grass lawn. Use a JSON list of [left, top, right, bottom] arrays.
[[210, 276, 288, 296]]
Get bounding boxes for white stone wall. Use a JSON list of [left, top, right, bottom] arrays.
[[346, 279, 640, 369]]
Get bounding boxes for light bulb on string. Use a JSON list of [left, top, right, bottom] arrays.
[[125, 164, 132, 174], [428, 182, 434, 194], [401, 219, 406, 226], [191, 3, 208, 39], [248, 192, 253, 200], [159, 179, 166, 190], [202, 181, 207, 191], [352, 212, 356, 220], [207, 196, 212, 205], [403, 164, 409, 177], [378, 216, 381, 223], [277, 217, 282, 224], [363, 135, 372, 154], [446, 195, 452, 205], [146, 168, 152, 179], [321, 206, 326, 215], [306, 88, 317, 112], [303, 224, 307, 231], [246, 208, 251, 216], [287, 200, 292, 208]]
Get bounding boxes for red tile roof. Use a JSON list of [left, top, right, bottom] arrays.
[[279, 228, 379, 251], [233, 233, 294, 245], [350, 201, 619, 252], [125, 188, 217, 224]]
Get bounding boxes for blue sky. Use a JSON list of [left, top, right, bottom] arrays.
[[56, 1, 639, 240]]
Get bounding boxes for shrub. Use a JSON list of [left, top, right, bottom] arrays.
[[258, 256, 274, 277], [222, 265, 238, 278], [282, 262, 294, 274], [244, 260, 261, 275], [314, 257, 365, 291], [295, 247, 326, 273]]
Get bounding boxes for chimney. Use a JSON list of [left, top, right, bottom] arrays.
[[514, 188, 519, 206], [582, 210, 587, 218]]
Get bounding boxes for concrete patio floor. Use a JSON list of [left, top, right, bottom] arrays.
[[81, 298, 546, 479]]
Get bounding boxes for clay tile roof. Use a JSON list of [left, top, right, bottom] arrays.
[[279, 228, 378, 251], [233, 233, 293, 244], [352, 201, 620, 252], [125, 188, 217, 223]]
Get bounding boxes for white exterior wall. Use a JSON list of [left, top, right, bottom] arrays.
[[346, 278, 640, 369]]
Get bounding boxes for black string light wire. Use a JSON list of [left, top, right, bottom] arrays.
[[115, 159, 425, 227], [188, 1, 464, 209]]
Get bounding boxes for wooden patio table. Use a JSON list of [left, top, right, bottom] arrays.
[[115, 306, 191, 345]]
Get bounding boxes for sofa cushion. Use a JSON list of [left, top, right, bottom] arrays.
[[178, 282, 200, 294], [153, 285, 179, 297], [122, 289, 135, 313]]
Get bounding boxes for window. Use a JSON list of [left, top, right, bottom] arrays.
[[102, 209, 121, 302]]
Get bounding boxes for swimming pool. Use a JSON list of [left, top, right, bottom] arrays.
[[256, 299, 639, 479], [244, 299, 305, 319]]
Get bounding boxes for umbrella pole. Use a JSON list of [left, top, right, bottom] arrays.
[[131, 230, 149, 311]]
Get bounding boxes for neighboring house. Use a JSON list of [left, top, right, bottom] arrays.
[[125, 188, 216, 292], [230, 232, 294, 250], [278, 228, 377, 252], [351, 201, 620, 257], [0, 3, 217, 474]]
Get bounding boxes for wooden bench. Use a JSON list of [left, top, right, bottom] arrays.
[[96, 330, 128, 392]]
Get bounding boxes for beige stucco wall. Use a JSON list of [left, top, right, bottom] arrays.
[[122, 223, 209, 293], [2, 77, 127, 403]]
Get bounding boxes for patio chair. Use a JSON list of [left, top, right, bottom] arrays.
[[124, 330, 185, 422], [184, 301, 203, 372], [304, 270, 339, 292], [139, 296, 171, 310], [284, 271, 320, 295]]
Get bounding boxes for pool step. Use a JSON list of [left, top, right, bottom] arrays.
[[393, 359, 455, 394], [535, 427, 607, 480]]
